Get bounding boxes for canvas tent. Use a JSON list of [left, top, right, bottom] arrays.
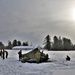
[[20, 48, 49, 63], [12, 46, 35, 50]]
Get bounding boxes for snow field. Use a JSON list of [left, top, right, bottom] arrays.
[[0, 50, 75, 75]]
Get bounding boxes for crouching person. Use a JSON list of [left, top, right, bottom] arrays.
[[66, 55, 70, 61], [18, 50, 22, 61]]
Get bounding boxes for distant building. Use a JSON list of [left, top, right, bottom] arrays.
[[12, 46, 35, 50]]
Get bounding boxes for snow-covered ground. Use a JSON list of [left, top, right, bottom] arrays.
[[0, 50, 75, 75]]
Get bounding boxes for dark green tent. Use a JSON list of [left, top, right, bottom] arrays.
[[20, 48, 49, 63]]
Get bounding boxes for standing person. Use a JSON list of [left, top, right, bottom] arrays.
[[1, 49, 3, 57], [18, 50, 22, 61], [5, 51, 8, 59], [0, 49, 2, 56], [2, 49, 5, 60]]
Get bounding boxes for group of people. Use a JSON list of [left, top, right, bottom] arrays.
[[0, 49, 8, 59]]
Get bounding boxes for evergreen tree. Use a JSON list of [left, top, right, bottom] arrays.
[[0, 42, 4, 49], [58, 36, 63, 50], [25, 42, 29, 46], [53, 36, 59, 50], [44, 35, 51, 50], [22, 42, 29, 46], [7, 40, 12, 49], [62, 37, 72, 50], [17, 41, 21, 46], [72, 44, 75, 50], [12, 39, 17, 47], [22, 42, 26, 46]]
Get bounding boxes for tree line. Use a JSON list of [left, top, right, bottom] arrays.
[[0, 39, 29, 49], [0, 35, 75, 50], [44, 35, 75, 50]]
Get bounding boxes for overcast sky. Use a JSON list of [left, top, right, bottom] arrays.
[[0, 0, 75, 46]]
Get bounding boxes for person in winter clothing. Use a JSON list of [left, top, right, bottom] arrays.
[[5, 51, 8, 58], [66, 55, 70, 61], [0, 49, 2, 57], [18, 50, 22, 61], [2, 49, 5, 60]]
